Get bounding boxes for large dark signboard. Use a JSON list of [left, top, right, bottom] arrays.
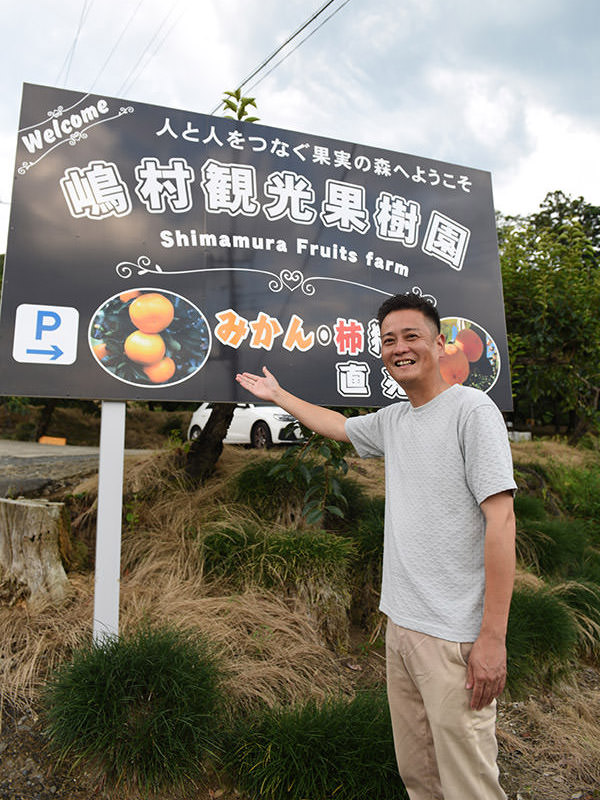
[[0, 83, 511, 408]]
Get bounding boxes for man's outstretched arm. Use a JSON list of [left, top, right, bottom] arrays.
[[236, 366, 350, 442]]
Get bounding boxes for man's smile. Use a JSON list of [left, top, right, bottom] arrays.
[[394, 358, 416, 367]]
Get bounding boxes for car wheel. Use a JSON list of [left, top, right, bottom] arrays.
[[189, 425, 202, 441], [251, 421, 272, 449]]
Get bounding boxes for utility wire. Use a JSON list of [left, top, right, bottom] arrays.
[[89, 0, 146, 92], [209, 0, 343, 114], [120, 5, 185, 96], [56, 0, 94, 85], [116, 0, 181, 96], [245, 0, 352, 96]]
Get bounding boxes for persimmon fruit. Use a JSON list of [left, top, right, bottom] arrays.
[[124, 331, 166, 365], [455, 328, 483, 362], [129, 292, 175, 333], [439, 343, 470, 385]]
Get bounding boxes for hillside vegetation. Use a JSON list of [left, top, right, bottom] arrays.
[[0, 425, 599, 799]]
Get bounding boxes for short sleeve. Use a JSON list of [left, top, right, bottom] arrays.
[[461, 404, 517, 505], [345, 411, 385, 458]]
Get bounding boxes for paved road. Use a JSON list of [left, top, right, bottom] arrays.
[[0, 439, 150, 497], [0, 440, 102, 458]]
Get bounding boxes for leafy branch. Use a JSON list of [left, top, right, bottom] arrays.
[[269, 427, 352, 526], [222, 89, 259, 122]]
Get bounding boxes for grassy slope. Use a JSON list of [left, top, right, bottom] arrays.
[[1, 408, 599, 799]]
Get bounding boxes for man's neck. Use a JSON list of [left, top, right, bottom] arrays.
[[405, 378, 451, 408]]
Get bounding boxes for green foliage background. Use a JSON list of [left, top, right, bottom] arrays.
[[498, 190, 600, 439]]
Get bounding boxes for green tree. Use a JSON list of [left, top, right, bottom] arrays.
[[532, 190, 600, 270], [499, 193, 600, 440]]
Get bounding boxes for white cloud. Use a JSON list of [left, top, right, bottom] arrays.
[[0, 0, 598, 253], [493, 104, 600, 215]]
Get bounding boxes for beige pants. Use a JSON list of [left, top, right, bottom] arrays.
[[386, 620, 506, 800]]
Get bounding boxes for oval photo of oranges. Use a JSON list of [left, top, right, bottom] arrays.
[[439, 317, 500, 393], [89, 289, 211, 387]]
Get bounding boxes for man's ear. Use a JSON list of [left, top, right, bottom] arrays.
[[436, 332, 446, 353]]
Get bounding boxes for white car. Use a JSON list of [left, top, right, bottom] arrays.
[[187, 402, 304, 448]]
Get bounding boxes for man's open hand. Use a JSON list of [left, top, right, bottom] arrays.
[[236, 366, 280, 403]]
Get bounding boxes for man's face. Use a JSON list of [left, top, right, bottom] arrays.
[[380, 309, 445, 389]]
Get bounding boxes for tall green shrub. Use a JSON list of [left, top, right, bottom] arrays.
[[43, 625, 223, 792], [551, 581, 600, 660], [222, 690, 406, 800], [506, 586, 578, 695], [518, 517, 588, 578]]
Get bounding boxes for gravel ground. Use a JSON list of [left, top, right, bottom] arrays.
[[0, 702, 101, 800]]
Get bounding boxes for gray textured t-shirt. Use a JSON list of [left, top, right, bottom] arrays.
[[345, 384, 516, 642]]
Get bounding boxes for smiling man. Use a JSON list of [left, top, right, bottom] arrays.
[[236, 292, 516, 800]]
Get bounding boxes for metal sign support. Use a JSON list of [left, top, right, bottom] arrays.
[[92, 400, 126, 642]]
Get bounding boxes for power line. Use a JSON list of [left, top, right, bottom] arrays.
[[121, 3, 186, 96], [121, 6, 185, 96], [116, 0, 182, 97], [121, 7, 184, 96], [209, 0, 346, 114], [89, 0, 146, 92], [245, 0, 352, 97], [56, 0, 94, 85]]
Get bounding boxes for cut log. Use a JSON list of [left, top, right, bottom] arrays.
[[0, 498, 70, 606]]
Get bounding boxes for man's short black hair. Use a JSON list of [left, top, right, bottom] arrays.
[[377, 293, 440, 333]]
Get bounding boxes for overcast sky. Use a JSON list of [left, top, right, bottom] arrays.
[[1, 0, 599, 253]]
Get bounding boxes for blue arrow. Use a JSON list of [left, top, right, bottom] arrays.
[[26, 344, 64, 360]]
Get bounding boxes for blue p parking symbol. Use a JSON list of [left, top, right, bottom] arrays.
[[35, 310, 62, 341], [13, 304, 79, 365]]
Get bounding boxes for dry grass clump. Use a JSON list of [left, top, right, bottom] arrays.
[[345, 455, 385, 496], [0, 573, 94, 709], [498, 668, 600, 796], [0, 572, 345, 715], [68, 446, 259, 570], [513, 568, 546, 591], [524, 683, 600, 785], [120, 573, 345, 714], [199, 509, 354, 650], [549, 580, 600, 660], [510, 438, 595, 469]]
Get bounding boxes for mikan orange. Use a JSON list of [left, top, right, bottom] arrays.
[[129, 292, 174, 333], [119, 290, 141, 303], [143, 356, 176, 383], [124, 331, 166, 365], [92, 342, 109, 360]]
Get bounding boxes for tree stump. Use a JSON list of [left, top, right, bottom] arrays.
[[0, 498, 70, 606]]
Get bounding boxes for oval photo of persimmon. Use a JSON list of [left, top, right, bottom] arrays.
[[439, 317, 500, 392], [89, 288, 211, 388]]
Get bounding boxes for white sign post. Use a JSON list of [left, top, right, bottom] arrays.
[[92, 400, 126, 642]]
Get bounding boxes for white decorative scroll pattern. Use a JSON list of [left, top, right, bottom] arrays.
[[17, 106, 134, 175], [115, 257, 436, 304]]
